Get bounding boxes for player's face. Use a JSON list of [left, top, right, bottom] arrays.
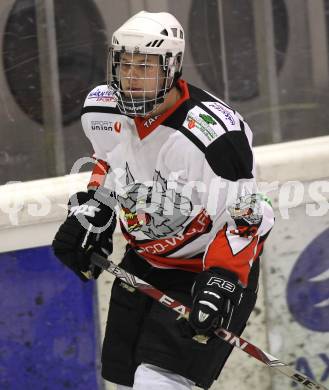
[[119, 53, 165, 99]]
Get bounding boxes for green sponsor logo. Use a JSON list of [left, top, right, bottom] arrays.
[[199, 113, 216, 125], [187, 114, 217, 142]]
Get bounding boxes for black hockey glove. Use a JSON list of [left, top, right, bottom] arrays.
[[189, 267, 244, 336], [52, 188, 116, 281]]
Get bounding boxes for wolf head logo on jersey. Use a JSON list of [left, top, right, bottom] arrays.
[[287, 228, 329, 332], [116, 164, 193, 240]]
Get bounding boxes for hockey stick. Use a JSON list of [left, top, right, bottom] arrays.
[[91, 252, 328, 390]]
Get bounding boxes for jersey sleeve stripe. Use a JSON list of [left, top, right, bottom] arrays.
[[81, 106, 120, 115], [239, 119, 245, 132], [199, 103, 229, 133]]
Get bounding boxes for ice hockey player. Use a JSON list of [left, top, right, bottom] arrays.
[[52, 10, 275, 390]]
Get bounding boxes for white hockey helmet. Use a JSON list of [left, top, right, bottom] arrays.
[[108, 11, 185, 117]]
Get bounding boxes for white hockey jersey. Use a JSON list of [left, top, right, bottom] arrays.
[[81, 80, 275, 286]]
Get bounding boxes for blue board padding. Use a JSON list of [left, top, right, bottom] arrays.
[[0, 246, 99, 389], [287, 228, 329, 332]]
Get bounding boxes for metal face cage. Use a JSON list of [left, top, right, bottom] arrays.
[[107, 48, 181, 117]]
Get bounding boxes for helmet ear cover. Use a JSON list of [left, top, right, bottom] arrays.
[[161, 52, 183, 81]]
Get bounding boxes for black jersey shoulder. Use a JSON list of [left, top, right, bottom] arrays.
[[206, 130, 254, 180], [162, 91, 206, 151], [168, 82, 254, 181], [81, 84, 121, 116]]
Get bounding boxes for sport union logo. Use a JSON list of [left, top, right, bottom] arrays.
[[287, 228, 329, 332]]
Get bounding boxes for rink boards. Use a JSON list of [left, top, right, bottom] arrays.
[[0, 136, 328, 390], [0, 246, 99, 389]]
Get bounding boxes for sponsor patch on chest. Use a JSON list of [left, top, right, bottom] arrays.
[[183, 106, 226, 147]]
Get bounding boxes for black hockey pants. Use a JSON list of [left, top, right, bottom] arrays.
[[101, 248, 259, 389]]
